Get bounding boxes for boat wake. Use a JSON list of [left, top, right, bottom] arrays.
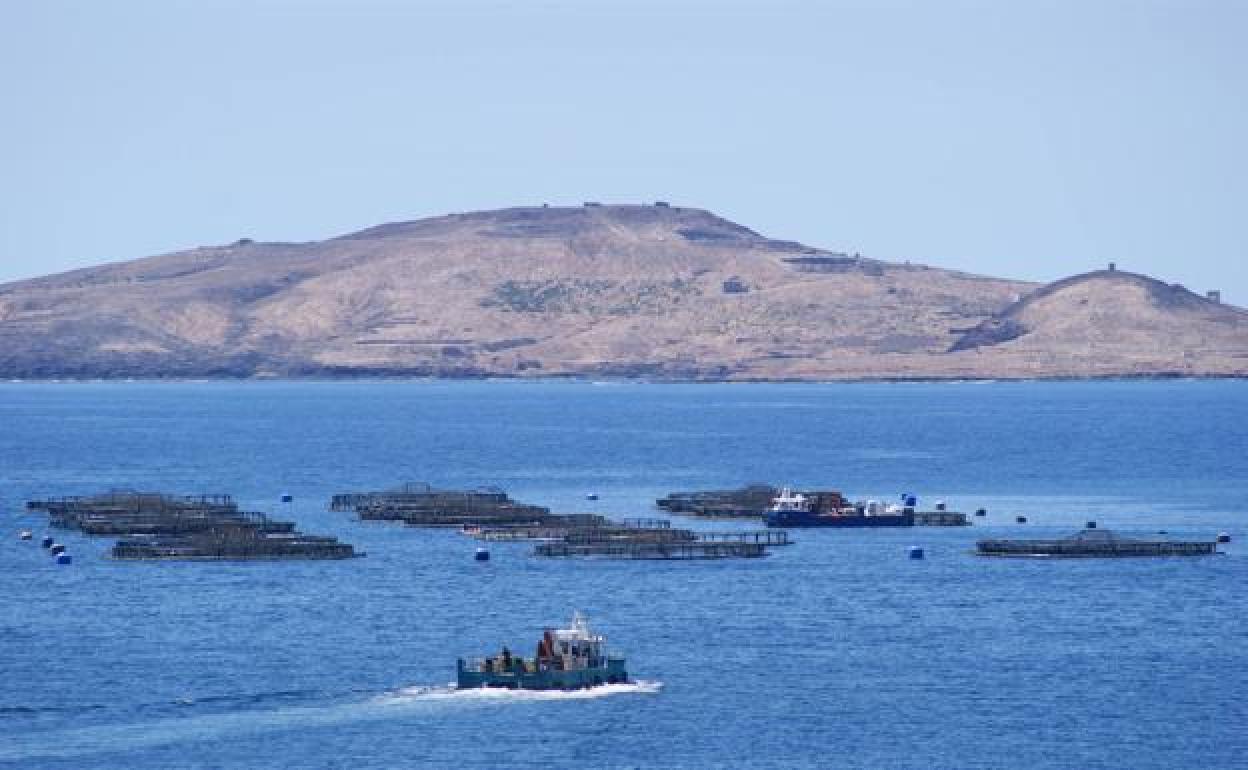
[[375, 679, 663, 705], [0, 681, 663, 762]]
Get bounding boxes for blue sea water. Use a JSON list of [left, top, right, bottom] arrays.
[[1, 379, 1246, 769]]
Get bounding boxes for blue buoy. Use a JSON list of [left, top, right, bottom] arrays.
[[904, 495, 917, 508], [908, 546, 925, 560], [40, 536, 54, 549], [49, 543, 66, 555], [1217, 532, 1231, 543], [974, 508, 987, 517], [475, 548, 490, 562], [1016, 516, 1028, 524], [586, 493, 599, 501], [280, 493, 293, 503], [56, 553, 72, 565], [1086, 521, 1097, 529]]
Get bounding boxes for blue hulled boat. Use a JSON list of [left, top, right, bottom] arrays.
[[764, 488, 914, 527], [457, 612, 629, 690]]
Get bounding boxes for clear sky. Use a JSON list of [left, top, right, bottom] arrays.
[[2, 0, 1245, 302]]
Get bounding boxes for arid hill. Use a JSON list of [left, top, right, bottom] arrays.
[[0, 203, 1244, 379], [947, 269, 1248, 375]]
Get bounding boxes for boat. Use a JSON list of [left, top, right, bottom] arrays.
[[456, 612, 629, 690], [764, 488, 914, 527]]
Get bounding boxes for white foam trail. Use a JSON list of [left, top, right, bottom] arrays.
[[375, 679, 663, 705], [0, 681, 662, 762]]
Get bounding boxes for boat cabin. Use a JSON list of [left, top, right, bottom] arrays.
[[769, 488, 811, 513], [465, 612, 612, 675], [537, 611, 608, 671]]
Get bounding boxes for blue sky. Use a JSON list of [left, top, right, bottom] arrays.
[[2, 0, 1245, 302]]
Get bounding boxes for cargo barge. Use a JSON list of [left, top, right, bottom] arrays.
[[457, 612, 628, 690], [976, 528, 1218, 558]]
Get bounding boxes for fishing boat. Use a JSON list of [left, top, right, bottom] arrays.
[[456, 612, 629, 690], [763, 487, 914, 527]]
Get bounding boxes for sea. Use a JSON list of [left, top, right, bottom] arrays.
[[1, 379, 1245, 769]]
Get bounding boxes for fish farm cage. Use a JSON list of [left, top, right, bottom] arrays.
[[976, 528, 1217, 558], [26, 490, 358, 561]]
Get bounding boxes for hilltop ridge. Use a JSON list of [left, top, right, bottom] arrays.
[[0, 203, 1244, 380], [951, 269, 1247, 358]]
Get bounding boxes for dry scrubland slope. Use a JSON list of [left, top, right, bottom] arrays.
[[1, 204, 1245, 379]]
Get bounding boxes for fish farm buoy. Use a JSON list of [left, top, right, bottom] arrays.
[[475, 548, 490, 562], [19, 530, 32, 540], [56, 553, 72, 565], [49, 543, 66, 555], [1016, 516, 1028, 524], [974, 508, 987, 517], [1086, 521, 1097, 529], [1217, 532, 1231, 543], [40, 536, 54, 549], [280, 493, 293, 503], [908, 546, 925, 560]]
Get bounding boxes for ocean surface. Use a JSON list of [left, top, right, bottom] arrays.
[[1, 380, 1246, 769]]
